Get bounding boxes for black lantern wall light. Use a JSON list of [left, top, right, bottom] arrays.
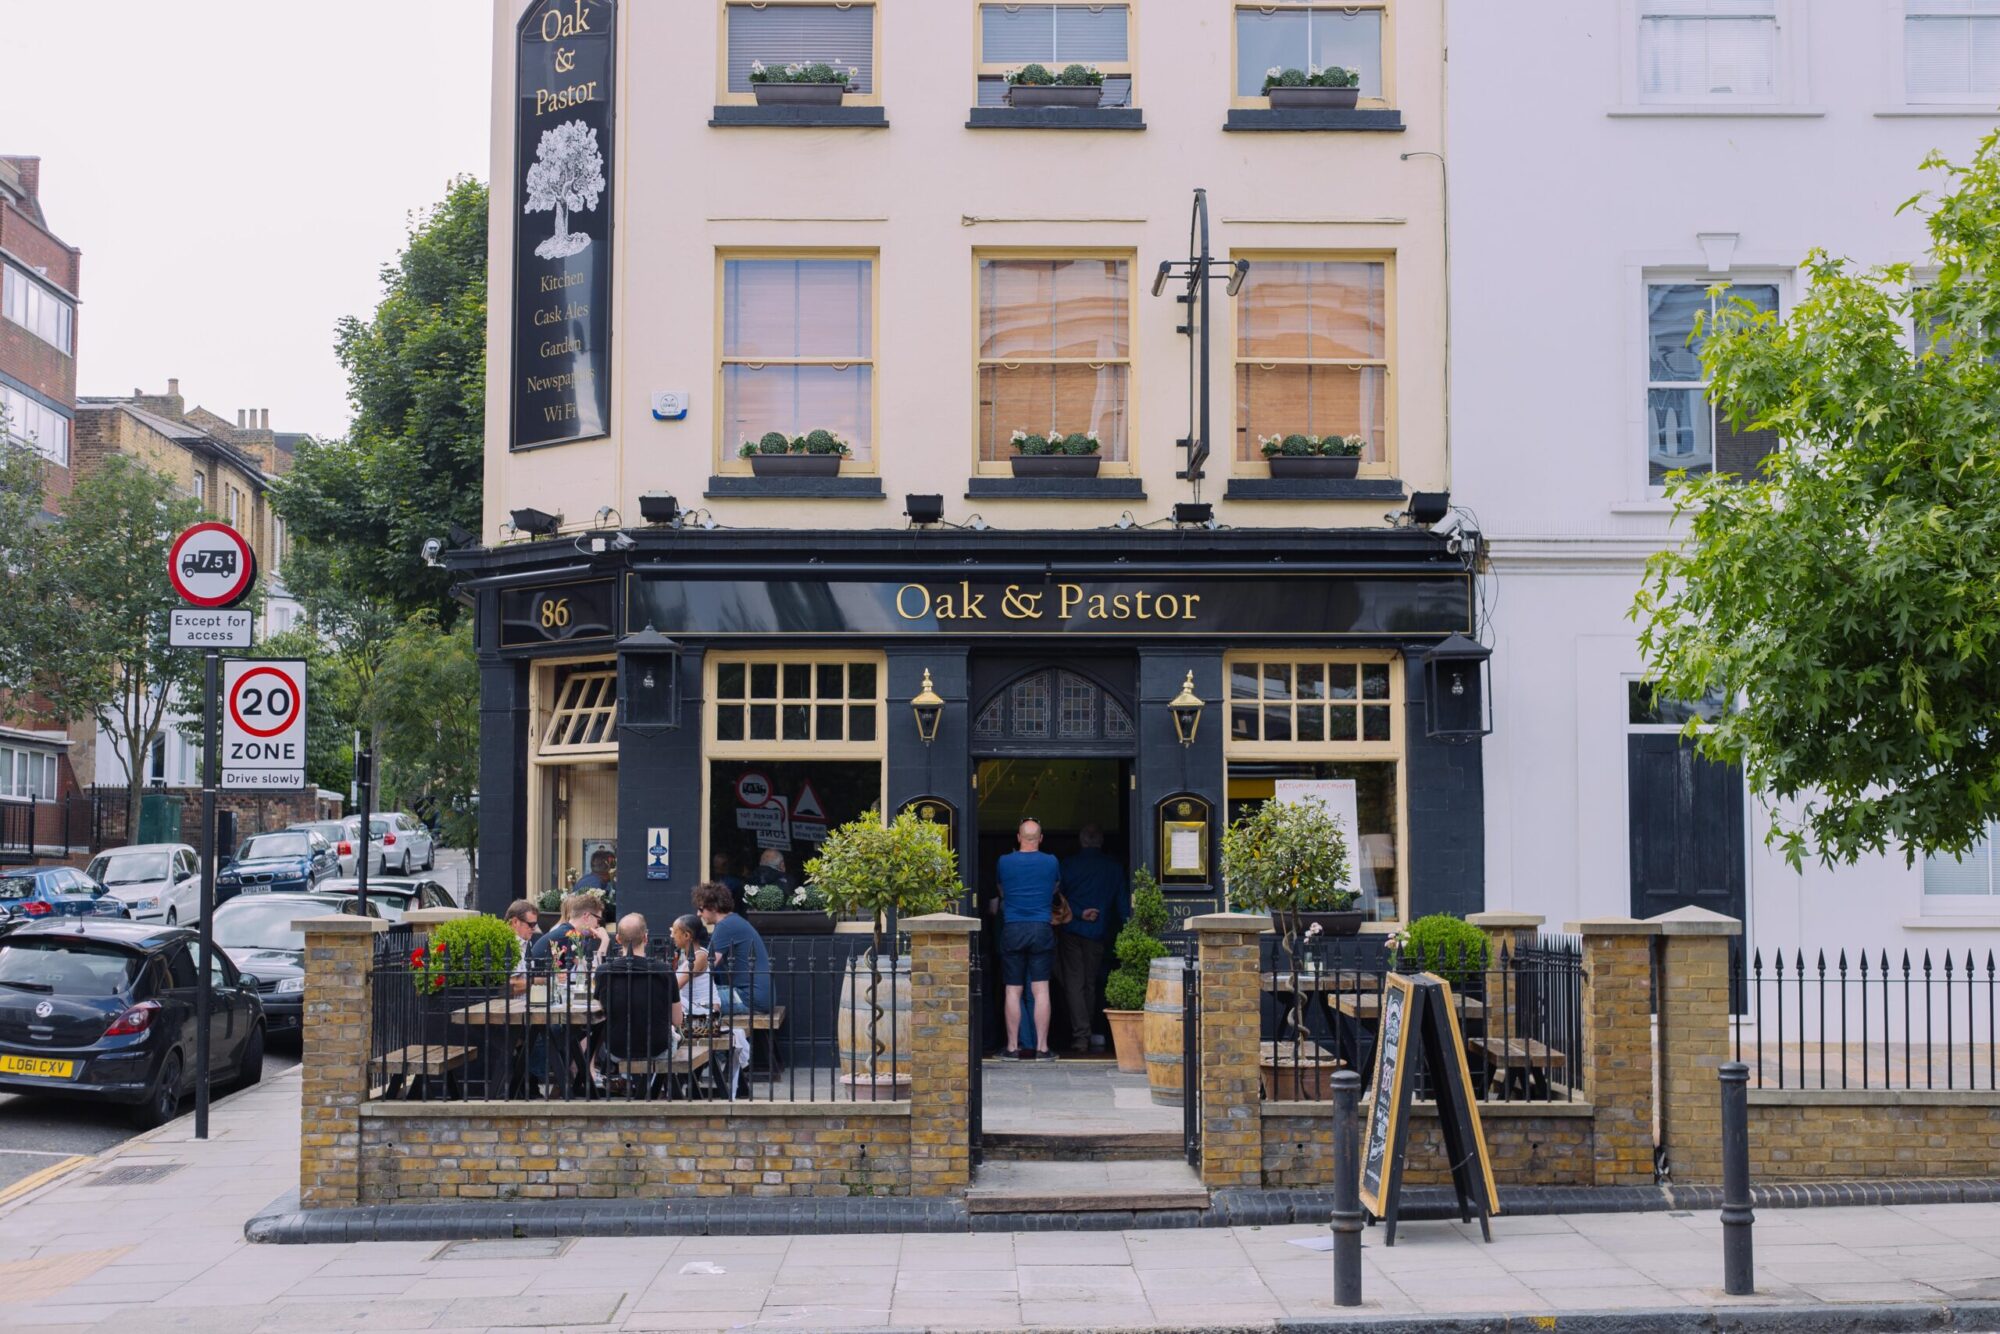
[[617, 624, 684, 733], [1422, 633, 1492, 740]]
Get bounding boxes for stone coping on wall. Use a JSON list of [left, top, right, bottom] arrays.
[[1749, 1088, 2000, 1107], [1263, 1099, 1596, 1119], [362, 1099, 912, 1120]]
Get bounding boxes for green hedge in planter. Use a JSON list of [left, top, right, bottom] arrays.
[[1392, 913, 1489, 982], [1105, 867, 1170, 1012], [413, 915, 520, 993]]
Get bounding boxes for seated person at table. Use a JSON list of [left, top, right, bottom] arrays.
[[594, 913, 683, 1068], [531, 892, 611, 972], [672, 913, 753, 1082], [504, 899, 544, 996], [694, 881, 773, 1015]]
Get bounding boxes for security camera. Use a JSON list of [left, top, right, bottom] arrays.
[[420, 537, 444, 568], [608, 532, 636, 552]]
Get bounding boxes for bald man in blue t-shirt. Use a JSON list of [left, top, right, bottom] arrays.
[[994, 819, 1060, 1060]]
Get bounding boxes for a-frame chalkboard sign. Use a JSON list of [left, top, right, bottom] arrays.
[[1357, 972, 1501, 1244]]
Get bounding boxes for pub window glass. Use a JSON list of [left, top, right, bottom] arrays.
[[1229, 657, 1396, 746], [712, 657, 884, 746], [722, 257, 875, 464], [1234, 258, 1389, 465], [977, 256, 1132, 465], [725, 1, 875, 94], [1226, 761, 1400, 922]]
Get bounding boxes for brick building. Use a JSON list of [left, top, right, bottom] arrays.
[[0, 155, 86, 863]]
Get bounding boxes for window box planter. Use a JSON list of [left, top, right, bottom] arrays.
[[1267, 455, 1361, 480], [753, 82, 847, 108], [1267, 86, 1359, 111], [1298, 909, 1366, 937], [748, 453, 843, 478], [746, 909, 836, 937], [1010, 454, 1102, 479], [1007, 84, 1103, 110]]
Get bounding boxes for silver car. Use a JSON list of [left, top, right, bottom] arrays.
[[288, 821, 361, 876], [374, 813, 436, 875]]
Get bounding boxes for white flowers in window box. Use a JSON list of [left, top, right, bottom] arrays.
[[748, 59, 858, 107], [1259, 433, 1367, 479], [1009, 428, 1103, 478]]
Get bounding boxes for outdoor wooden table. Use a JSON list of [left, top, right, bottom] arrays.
[[1259, 968, 1381, 994], [449, 995, 605, 1097], [1328, 991, 1485, 1020]]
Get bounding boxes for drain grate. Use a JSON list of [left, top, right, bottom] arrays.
[[432, 1237, 573, 1260], [90, 1163, 182, 1187]]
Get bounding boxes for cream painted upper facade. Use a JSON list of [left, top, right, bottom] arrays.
[[484, 0, 1447, 540]]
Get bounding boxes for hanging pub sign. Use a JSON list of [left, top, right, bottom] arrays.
[[511, 0, 616, 451]]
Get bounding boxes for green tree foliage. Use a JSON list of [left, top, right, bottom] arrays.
[[0, 436, 63, 692], [805, 809, 958, 955], [1635, 132, 2000, 869], [256, 626, 350, 795], [36, 457, 203, 836], [273, 177, 487, 625], [365, 614, 480, 859]]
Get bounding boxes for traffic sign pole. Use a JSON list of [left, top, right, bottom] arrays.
[[195, 648, 218, 1140]]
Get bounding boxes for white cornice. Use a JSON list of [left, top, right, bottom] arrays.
[[1485, 533, 1681, 573]]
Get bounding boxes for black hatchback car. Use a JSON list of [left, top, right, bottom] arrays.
[[212, 893, 386, 1037], [0, 920, 265, 1128]]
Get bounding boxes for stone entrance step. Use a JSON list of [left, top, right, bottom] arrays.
[[965, 1159, 1210, 1214], [980, 1130, 1184, 1162]]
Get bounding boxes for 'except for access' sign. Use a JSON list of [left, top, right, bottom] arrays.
[[221, 659, 307, 790], [169, 608, 254, 649]]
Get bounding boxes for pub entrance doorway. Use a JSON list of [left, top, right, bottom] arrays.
[[967, 664, 1137, 1063]]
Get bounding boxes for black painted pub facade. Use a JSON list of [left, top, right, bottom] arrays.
[[455, 525, 1486, 930]]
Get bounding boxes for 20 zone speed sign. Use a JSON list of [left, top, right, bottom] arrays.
[[221, 659, 307, 790]]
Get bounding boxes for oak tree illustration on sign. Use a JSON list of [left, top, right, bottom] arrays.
[[523, 119, 604, 260]]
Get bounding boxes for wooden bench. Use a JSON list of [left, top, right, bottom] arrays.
[[726, 1005, 787, 1031], [1469, 1036, 1566, 1099], [372, 1044, 474, 1099]]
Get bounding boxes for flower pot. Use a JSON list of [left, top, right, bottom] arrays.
[[1267, 86, 1360, 110], [1010, 453, 1102, 479], [1260, 1041, 1346, 1101], [746, 909, 835, 937], [752, 82, 848, 107], [1267, 455, 1361, 480], [1105, 1007, 1146, 1074], [1007, 84, 1104, 109], [749, 453, 843, 477]]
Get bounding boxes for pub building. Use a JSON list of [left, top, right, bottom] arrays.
[[462, 1, 1486, 949]]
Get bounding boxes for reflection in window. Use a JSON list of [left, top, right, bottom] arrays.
[[1227, 761, 1400, 921], [712, 657, 880, 746], [1926, 822, 2000, 896], [1647, 281, 1779, 484], [1628, 681, 1730, 726], [977, 257, 1130, 463], [1638, 0, 1778, 103]]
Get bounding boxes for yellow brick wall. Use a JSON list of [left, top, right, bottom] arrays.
[[1749, 1098, 2000, 1180], [1261, 1104, 1596, 1188], [1195, 917, 1268, 1190], [359, 1106, 913, 1201], [1658, 934, 1734, 1184]]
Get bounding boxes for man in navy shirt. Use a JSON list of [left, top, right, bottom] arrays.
[[694, 881, 773, 1014], [1057, 824, 1124, 1054], [993, 819, 1061, 1060]]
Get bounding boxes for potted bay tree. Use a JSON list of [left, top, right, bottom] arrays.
[[806, 808, 957, 1100]]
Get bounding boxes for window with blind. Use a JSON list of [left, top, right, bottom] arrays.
[[1638, 0, 1779, 102], [0, 384, 69, 468], [1646, 281, 1779, 484], [1234, 4, 1386, 101], [2, 264, 73, 354], [1906, 1, 2000, 103], [721, 256, 875, 466], [978, 4, 1133, 107], [1234, 258, 1389, 465], [724, 2, 875, 96], [977, 255, 1132, 466]]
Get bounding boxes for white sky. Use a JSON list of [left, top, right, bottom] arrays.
[[5, 0, 491, 439]]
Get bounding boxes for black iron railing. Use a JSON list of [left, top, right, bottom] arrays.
[[367, 940, 909, 1104], [1182, 953, 1202, 1169], [1736, 947, 2000, 1091], [968, 929, 984, 1165], [1259, 933, 1585, 1104]]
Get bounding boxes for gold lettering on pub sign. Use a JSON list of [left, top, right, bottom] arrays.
[[895, 583, 1204, 624]]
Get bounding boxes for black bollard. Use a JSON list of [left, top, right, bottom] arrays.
[[1331, 1069, 1364, 1306], [1720, 1061, 1754, 1295]]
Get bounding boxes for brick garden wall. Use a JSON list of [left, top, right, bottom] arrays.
[[1262, 1102, 1596, 1189], [359, 1103, 913, 1201], [1748, 1093, 2000, 1181]]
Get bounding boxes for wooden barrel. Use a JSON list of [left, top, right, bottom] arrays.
[[836, 954, 913, 1098], [1142, 956, 1186, 1106]]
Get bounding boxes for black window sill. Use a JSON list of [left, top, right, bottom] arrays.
[[965, 476, 1146, 500], [965, 107, 1145, 131], [1224, 108, 1405, 133], [709, 105, 888, 129], [704, 475, 886, 499], [1223, 477, 1407, 501]]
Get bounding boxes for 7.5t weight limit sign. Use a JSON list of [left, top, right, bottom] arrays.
[[221, 659, 307, 790]]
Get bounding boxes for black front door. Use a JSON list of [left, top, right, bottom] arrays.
[[1626, 732, 1746, 923]]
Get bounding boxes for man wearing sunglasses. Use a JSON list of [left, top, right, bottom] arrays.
[[505, 898, 542, 995]]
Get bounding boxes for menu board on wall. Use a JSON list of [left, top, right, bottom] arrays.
[[511, 0, 616, 451]]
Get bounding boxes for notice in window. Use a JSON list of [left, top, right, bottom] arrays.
[[1168, 826, 1204, 875]]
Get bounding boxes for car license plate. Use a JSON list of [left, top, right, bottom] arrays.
[[0, 1055, 75, 1079]]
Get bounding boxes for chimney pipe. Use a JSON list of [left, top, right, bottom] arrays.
[[260, 409, 269, 430], [167, 378, 179, 397], [237, 410, 245, 428]]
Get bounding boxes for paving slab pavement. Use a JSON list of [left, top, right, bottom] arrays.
[[4, 1070, 2000, 1330]]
